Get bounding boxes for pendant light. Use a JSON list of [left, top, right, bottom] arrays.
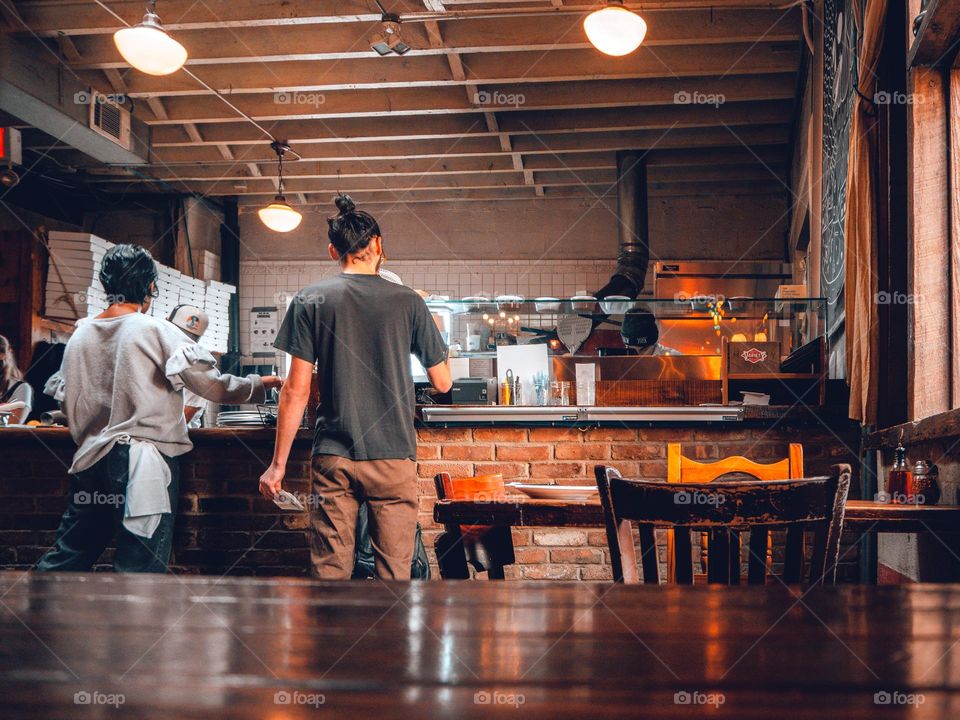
[[584, 1, 647, 57], [113, 1, 188, 76], [258, 141, 303, 233]]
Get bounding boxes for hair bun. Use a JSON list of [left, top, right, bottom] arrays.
[[334, 193, 356, 216]]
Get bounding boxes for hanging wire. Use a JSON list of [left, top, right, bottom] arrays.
[[90, 0, 297, 155], [272, 141, 288, 196]]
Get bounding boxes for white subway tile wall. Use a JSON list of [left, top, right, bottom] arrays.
[[238, 259, 617, 363]]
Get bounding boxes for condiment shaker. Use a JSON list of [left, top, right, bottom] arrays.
[[911, 460, 940, 506]]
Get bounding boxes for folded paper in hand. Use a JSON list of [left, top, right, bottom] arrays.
[[273, 490, 305, 511]]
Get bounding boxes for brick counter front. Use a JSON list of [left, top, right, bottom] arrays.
[[0, 421, 861, 580]]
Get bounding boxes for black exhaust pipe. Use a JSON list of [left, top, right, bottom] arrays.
[[596, 150, 649, 299]]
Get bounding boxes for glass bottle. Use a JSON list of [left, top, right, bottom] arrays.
[[887, 436, 912, 504]]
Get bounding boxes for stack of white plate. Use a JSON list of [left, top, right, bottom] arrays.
[[44, 232, 114, 320], [216, 410, 267, 427]]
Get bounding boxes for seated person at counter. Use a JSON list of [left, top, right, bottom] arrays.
[[259, 194, 452, 580], [0, 335, 33, 425], [37, 244, 281, 574]]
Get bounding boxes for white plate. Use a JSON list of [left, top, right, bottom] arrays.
[[507, 483, 599, 501]]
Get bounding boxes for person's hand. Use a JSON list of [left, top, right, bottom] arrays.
[[262, 375, 284, 392], [259, 463, 285, 499]]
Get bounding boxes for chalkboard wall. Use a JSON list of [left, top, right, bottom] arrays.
[[821, 0, 860, 377]]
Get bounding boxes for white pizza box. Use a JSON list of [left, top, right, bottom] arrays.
[[48, 247, 107, 263], [45, 305, 105, 320], [47, 241, 110, 257], [47, 231, 112, 249], [46, 270, 100, 287], [47, 255, 102, 271], [206, 280, 236, 294], [46, 288, 106, 303]]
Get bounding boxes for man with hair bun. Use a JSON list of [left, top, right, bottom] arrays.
[[261, 194, 452, 580]]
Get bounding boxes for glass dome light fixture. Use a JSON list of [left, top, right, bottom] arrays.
[[113, 1, 188, 76], [258, 141, 303, 233], [583, 1, 647, 57]]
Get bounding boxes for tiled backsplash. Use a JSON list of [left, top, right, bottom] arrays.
[[239, 259, 619, 364]]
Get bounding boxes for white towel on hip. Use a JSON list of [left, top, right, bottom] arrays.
[[119, 436, 171, 539]]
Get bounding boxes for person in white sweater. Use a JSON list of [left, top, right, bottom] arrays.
[[37, 244, 281, 573]]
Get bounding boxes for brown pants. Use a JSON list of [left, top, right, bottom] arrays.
[[309, 454, 418, 580]]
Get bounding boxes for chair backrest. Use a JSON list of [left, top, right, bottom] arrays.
[[595, 464, 852, 586], [433, 473, 506, 502], [667, 443, 803, 483], [433, 473, 514, 579]]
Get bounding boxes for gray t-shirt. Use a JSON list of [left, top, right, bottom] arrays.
[[274, 273, 447, 461]]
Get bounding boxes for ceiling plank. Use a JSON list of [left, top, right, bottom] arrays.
[[132, 75, 797, 125], [28, 125, 790, 164], [59, 10, 800, 68], [15, 3, 799, 36], [146, 101, 792, 146], [98, 161, 785, 185], [86, 44, 800, 97]]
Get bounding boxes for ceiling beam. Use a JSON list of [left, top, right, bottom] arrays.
[[57, 10, 800, 68], [139, 125, 793, 165], [13, 3, 800, 36], [213, 177, 785, 201], [74, 147, 787, 178], [129, 75, 797, 125], [21, 125, 789, 165], [80, 44, 801, 97], [95, 162, 785, 186], [145, 101, 792, 146]]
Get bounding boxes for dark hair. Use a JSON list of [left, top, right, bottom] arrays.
[[327, 194, 381, 258], [99, 244, 158, 305]]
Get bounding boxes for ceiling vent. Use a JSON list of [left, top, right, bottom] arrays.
[[88, 91, 132, 150]]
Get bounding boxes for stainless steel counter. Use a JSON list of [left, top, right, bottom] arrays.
[[420, 405, 744, 424]]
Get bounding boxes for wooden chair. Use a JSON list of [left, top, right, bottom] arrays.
[[667, 443, 804, 582], [595, 464, 852, 585], [433, 473, 516, 580]]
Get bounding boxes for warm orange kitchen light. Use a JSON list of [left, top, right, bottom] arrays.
[[584, 1, 647, 57]]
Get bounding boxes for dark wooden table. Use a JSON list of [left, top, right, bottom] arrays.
[[435, 497, 960, 533], [2, 572, 960, 718]]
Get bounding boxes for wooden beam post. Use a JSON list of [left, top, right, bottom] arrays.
[[907, 67, 951, 419]]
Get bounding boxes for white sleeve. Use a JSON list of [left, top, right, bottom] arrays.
[[165, 342, 266, 405]]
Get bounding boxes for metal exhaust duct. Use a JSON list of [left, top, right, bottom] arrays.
[[596, 150, 649, 299]]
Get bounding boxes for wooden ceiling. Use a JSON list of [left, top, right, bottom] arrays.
[[4, 0, 803, 207]]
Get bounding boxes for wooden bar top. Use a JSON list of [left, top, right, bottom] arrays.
[[1, 572, 959, 718], [436, 497, 960, 533]]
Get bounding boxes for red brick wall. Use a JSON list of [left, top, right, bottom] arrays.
[[0, 423, 861, 580]]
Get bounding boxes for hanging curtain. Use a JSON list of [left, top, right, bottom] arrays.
[[843, 0, 887, 425]]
